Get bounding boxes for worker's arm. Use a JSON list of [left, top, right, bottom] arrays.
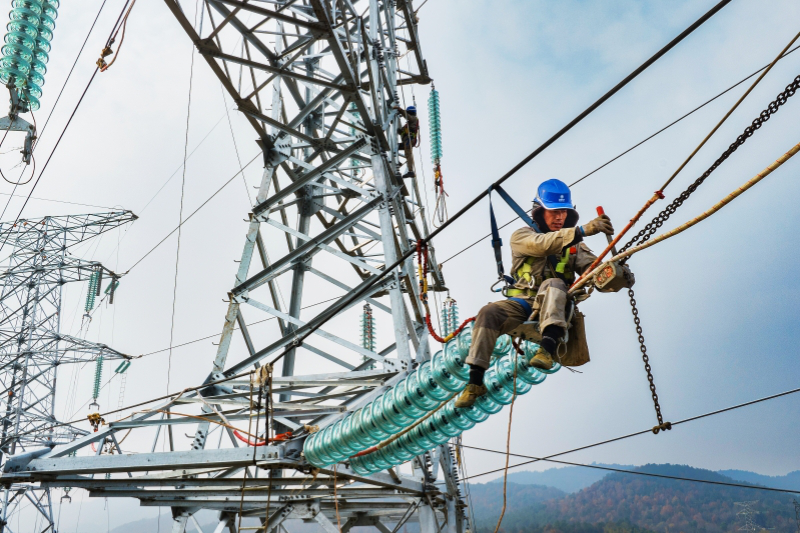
[[510, 227, 582, 258], [392, 105, 408, 120], [574, 243, 598, 275]]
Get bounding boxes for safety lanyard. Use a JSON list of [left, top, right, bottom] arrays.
[[488, 185, 561, 290]]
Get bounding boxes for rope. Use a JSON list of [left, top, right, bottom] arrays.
[[572, 28, 800, 290], [492, 348, 518, 533], [571, 139, 800, 293], [333, 464, 342, 532], [462, 384, 800, 482], [416, 241, 474, 343]]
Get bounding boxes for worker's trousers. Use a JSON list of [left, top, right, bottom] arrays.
[[464, 278, 569, 369]]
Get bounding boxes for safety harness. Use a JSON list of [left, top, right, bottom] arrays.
[[489, 185, 572, 311]]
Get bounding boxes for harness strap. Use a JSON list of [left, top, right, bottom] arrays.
[[489, 185, 561, 282], [489, 191, 516, 287], [507, 297, 533, 318]]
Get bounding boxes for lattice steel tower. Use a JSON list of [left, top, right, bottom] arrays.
[[0, 2, 471, 532], [0, 212, 135, 532]]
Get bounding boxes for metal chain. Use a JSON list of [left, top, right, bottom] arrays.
[[628, 286, 671, 434], [620, 74, 800, 254]]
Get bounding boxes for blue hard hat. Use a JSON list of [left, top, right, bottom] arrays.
[[533, 179, 574, 210], [407, 105, 417, 115]]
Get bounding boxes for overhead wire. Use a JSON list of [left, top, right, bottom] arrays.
[[167, 0, 202, 394], [264, 0, 733, 368], [0, 0, 135, 254], [37, 0, 109, 140], [123, 152, 260, 273], [461, 384, 800, 482], [574, 28, 800, 287], [462, 446, 800, 495], [439, 41, 800, 268]]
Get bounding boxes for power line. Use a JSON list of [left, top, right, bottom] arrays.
[[123, 152, 260, 273], [461, 385, 800, 481], [0, 0, 135, 252], [0, 192, 118, 211], [37, 0, 109, 140], [440, 42, 800, 267], [569, 41, 800, 188], [264, 0, 732, 367], [134, 296, 339, 359], [462, 446, 800, 495]]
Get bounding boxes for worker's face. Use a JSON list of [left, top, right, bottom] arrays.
[[543, 209, 567, 231]]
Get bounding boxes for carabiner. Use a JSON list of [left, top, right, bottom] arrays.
[[490, 278, 506, 293]]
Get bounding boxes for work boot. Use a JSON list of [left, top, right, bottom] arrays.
[[402, 171, 416, 179], [529, 346, 554, 370], [454, 384, 487, 408]]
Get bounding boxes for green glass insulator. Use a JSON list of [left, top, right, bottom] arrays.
[[456, 324, 472, 358], [445, 402, 477, 432], [443, 341, 469, 381], [515, 351, 547, 385], [397, 431, 425, 455], [303, 433, 328, 467], [492, 334, 512, 356], [417, 360, 450, 401], [362, 401, 391, 440], [433, 408, 461, 438], [431, 351, 464, 393], [419, 417, 450, 445], [320, 425, 347, 463], [348, 455, 373, 476], [380, 388, 413, 428], [391, 379, 425, 418], [388, 438, 416, 462], [351, 408, 380, 448], [408, 423, 435, 450], [331, 419, 356, 456], [405, 369, 439, 411], [475, 390, 503, 415], [495, 357, 533, 396], [368, 447, 393, 470], [372, 396, 402, 434], [377, 443, 407, 465], [483, 368, 514, 406], [1, 41, 32, 63], [457, 401, 491, 424]]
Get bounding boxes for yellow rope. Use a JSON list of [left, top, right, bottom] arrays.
[[572, 139, 800, 293]]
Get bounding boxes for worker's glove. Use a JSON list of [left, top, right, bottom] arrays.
[[581, 214, 614, 237]]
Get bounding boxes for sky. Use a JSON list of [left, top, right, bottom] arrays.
[[2, 0, 800, 530]]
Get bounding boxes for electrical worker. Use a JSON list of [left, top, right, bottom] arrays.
[[393, 104, 419, 178], [454, 179, 631, 408]]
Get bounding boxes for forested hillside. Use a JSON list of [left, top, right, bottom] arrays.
[[469, 464, 794, 532]]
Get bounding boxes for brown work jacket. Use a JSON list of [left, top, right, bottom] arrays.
[[509, 226, 597, 294]]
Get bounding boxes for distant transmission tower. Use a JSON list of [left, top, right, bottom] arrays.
[[793, 499, 800, 532], [0, 212, 135, 532], [735, 501, 760, 531]]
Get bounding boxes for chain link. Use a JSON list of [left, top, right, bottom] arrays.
[[620, 74, 800, 254], [628, 286, 671, 434]]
